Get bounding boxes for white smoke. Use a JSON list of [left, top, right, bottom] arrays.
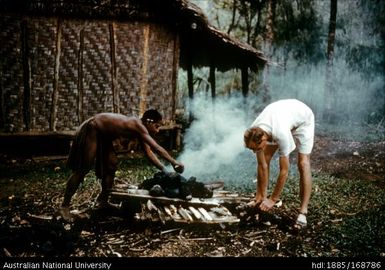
[[180, 93, 247, 175], [173, 92, 266, 191]]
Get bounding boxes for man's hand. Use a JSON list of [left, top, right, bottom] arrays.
[[173, 162, 184, 173]]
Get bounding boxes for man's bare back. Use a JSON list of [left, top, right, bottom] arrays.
[[59, 110, 184, 222]]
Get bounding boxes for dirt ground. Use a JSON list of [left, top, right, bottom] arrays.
[[311, 136, 385, 183], [0, 135, 384, 259]]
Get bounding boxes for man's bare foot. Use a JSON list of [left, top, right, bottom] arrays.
[[58, 206, 74, 222]]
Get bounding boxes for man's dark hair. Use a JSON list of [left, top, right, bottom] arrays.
[[141, 109, 162, 123]]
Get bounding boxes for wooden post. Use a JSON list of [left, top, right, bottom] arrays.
[[187, 62, 193, 100], [241, 66, 249, 97], [209, 64, 216, 99], [171, 35, 179, 121], [187, 60, 194, 122], [175, 127, 181, 150], [50, 18, 62, 131], [139, 24, 150, 117]]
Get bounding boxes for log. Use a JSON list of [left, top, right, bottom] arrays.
[[188, 206, 203, 220], [178, 207, 194, 222], [198, 207, 213, 221], [111, 191, 220, 208]]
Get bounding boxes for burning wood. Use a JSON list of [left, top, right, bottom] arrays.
[[138, 171, 222, 200]]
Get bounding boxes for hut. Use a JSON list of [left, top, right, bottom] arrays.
[[0, 0, 267, 156]]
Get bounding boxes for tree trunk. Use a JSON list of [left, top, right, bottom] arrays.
[[261, 0, 274, 103], [324, 0, 337, 122], [227, 0, 237, 35], [241, 66, 249, 97]]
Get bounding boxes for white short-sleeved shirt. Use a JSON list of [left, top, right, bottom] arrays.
[[251, 99, 315, 156]]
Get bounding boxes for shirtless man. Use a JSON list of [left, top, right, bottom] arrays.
[[244, 99, 314, 228], [59, 109, 184, 221]]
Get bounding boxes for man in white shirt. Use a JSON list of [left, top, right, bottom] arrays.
[[244, 99, 315, 228]]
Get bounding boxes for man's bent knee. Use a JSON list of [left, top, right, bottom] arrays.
[[298, 159, 310, 169]]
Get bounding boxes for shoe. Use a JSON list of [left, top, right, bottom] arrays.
[[274, 200, 283, 208], [294, 213, 307, 229]]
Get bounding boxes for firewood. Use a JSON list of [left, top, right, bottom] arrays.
[[27, 213, 53, 222], [3, 248, 12, 257], [178, 207, 194, 222], [160, 228, 181, 235], [146, 200, 158, 211], [210, 206, 232, 217], [163, 206, 173, 217], [156, 208, 167, 224], [169, 204, 182, 220], [198, 207, 213, 221], [107, 244, 122, 257], [169, 204, 178, 213], [188, 206, 203, 220]]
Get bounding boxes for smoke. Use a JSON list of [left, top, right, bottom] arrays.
[[173, 92, 268, 191], [265, 56, 384, 139], [173, 53, 384, 190], [180, 93, 246, 171], [169, 0, 384, 193]]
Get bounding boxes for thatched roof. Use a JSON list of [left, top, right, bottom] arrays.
[[0, 0, 267, 72]]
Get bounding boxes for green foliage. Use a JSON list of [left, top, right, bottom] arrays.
[[340, 0, 385, 77], [273, 0, 324, 64], [196, 0, 324, 63]]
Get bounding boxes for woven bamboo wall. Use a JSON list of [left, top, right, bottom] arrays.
[[0, 16, 24, 133], [0, 15, 179, 134]]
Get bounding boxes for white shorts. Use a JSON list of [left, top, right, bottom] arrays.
[[293, 113, 315, 155]]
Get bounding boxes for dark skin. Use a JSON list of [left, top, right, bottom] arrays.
[[59, 112, 184, 221]]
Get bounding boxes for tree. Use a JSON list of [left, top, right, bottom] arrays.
[[324, 0, 337, 122]]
